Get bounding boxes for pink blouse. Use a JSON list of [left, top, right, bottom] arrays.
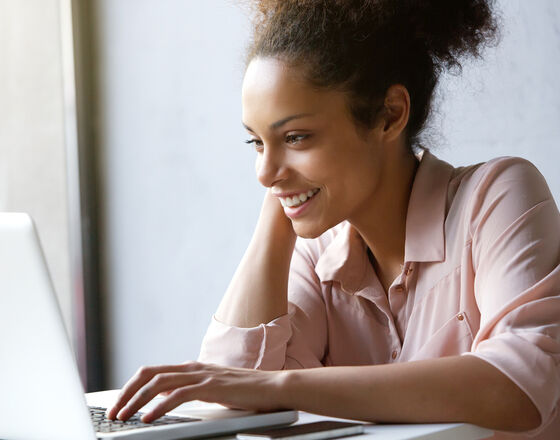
[[199, 151, 560, 439]]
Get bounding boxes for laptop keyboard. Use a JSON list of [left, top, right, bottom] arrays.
[[89, 406, 200, 433]]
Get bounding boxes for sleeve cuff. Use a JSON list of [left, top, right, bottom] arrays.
[[464, 332, 560, 434], [198, 314, 292, 370]]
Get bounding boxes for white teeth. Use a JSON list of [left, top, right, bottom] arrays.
[[278, 188, 319, 208]]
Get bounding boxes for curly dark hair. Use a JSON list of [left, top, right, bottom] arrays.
[[244, 0, 500, 150]]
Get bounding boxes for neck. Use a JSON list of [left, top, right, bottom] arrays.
[[350, 146, 419, 291]]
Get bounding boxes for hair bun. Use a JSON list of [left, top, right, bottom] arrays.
[[403, 0, 500, 71], [249, 0, 499, 71]]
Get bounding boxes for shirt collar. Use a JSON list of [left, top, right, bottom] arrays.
[[404, 149, 454, 263], [315, 150, 454, 292], [315, 222, 369, 294]]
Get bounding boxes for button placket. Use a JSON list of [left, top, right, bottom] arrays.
[[402, 262, 415, 290]]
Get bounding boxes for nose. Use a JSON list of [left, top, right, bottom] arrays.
[[256, 144, 288, 188]]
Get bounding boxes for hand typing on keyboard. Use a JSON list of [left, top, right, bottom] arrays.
[[106, 361, 288, 423]]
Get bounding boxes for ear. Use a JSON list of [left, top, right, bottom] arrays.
[[381, 84, 410, 142]]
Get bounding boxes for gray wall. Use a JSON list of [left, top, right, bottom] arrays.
[[92, 1, 560, 388], [93, 0, 259, 387], [0, 0, 74, 341]]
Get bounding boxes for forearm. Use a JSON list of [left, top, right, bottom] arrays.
[[279, 355, 541, 432], [215, 193, 296, 328]]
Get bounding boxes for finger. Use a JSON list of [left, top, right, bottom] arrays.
[[141, 384, 206, 423], [117, 372, 203, 421], [107, 364, 189, 420], [107, 365, 162, 420]]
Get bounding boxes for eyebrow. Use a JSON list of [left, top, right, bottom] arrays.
[[243, 113, 314, 133]]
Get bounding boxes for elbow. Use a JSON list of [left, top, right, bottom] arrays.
[[474, 402, 541, 433], [503, 414, 541, 434], [472, 357, 544, 432], [510, 403, 541, 433], [503, 384, 542, 432], [482, 387, 542, 432]]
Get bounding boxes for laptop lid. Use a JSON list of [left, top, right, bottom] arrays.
[[0, 213, 297, 440], [0, 212, 96, 440]]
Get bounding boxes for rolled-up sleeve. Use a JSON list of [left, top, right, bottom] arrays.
[[198, 237, 328, 370], [198, 314, 292, 369], [465, 158, 560, 432]]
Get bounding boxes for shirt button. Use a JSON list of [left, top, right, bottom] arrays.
[[394, 285, 404, 292], [391, 350, 398, 360], [405, 267, 413, 276], [457, 313, 464, 321]]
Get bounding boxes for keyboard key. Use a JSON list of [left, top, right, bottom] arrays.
[[88, 405, 199, 433]]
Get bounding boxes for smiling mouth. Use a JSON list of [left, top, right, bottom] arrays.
[[278, 188, 320, 208]]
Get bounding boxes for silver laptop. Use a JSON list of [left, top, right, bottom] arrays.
[[0, 213, 298, 440]]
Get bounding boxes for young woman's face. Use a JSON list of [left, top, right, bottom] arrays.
[[242, 57, 388, 238]]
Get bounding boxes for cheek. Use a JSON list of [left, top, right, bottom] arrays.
[[254, 155, 261, 175], [324, 153, 381, 204], [290, 153, 325, 181], [288, 142, 347, 182]]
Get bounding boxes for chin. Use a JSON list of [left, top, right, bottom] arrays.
[[292, 221, 330, 239]]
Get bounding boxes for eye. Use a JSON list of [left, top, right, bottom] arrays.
[[245, 138, 264, 152], [285, 134, 309, 145]]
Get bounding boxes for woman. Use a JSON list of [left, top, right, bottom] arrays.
[[108, 1, 560, 438]]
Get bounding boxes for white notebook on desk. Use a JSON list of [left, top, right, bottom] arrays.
[[0, 212, 297, 440]]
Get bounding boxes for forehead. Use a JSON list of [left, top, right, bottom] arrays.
[[241, 57, 349, 128], [242, 57, 305, 96]]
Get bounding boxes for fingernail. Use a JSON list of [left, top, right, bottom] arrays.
[[116, 408, 127, 420]]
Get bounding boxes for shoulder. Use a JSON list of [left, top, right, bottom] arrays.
[[451, 156, 550, 200], [448, 156, 556, 238]]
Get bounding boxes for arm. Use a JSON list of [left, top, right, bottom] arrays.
[[107, 354, 539, 432], [198, 192, 328, 370], [280, 355, 540, 432], [214, 190, 296, 328]]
